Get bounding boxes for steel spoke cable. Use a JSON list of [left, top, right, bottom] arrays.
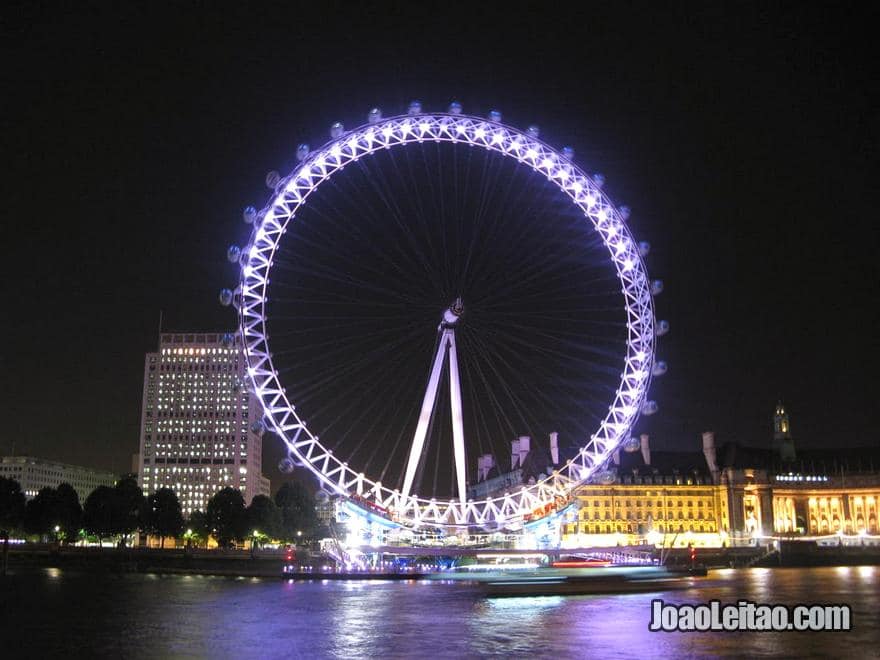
[[318, 162, 437, 284], [360, 149, 443, 284]]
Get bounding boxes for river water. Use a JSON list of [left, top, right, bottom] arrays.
[[1, 566, 877, 658]]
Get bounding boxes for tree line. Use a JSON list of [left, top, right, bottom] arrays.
[[0, 475, 324, 549]]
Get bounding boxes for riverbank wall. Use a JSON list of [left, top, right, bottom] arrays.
[[5, 546, 287, 578], [5, 541, 878, 578]]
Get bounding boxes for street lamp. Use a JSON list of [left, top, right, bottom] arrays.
[[251, 529, 260, 557]]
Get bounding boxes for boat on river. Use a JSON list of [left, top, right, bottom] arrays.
[[478, 566, 702, 597]]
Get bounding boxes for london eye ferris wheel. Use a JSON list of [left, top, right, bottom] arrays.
[[220, 100, 667, 532]]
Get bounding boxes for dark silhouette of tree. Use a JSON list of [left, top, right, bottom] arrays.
[[245, 495, 282, 543], [24, 487, 58, 538], [54, 483, 82, 543], [275, 482, 320, 541], [186, 510, 210, 548], [143, 488, 184, 548], [0, 477, 25, 532], [0, 477, 26, 534], [206, 487, 246, 548], [0, 477, 26, 574], [112, 475, 145, 546], [83, 485, 115, 542]]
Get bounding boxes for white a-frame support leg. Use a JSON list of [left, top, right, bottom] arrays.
[[401, 330, 449, 501], [401, 314, 468, 505], [446, 331, 467, 506]]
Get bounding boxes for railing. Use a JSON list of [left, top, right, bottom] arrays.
[[743, 544, 778, 568]]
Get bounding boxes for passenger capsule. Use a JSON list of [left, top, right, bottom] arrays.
[[219, 289, 234, 306], [227, 245, 241, 263], [623, 436, 642, 453], [656, 319, 670, 336], [278, 457, 295, 474], [652, 361, 668, 377], [265, 170, 281, 190], [330, 122, 345, 138], [642, 400, 659, 415], [592, 173, 606, 189], [527, 125, 540, 138], [562, 146, 575, 160], [242, 206, 257, 224], [619, 205, 631, 221], [448, 101, 463, 114], [368, 107, 382, 123], [296, 143, 310, 161], [651, 280, 664, 296], [251, 420, 265, 435], [408, 100, 423, 115], [596, 470, 616, 485], [220, 332, 235, 348], [488, 109, 502, 122], [638, 241, 651, 257]]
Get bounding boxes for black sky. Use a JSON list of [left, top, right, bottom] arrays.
[[2, 3, 877, 482]]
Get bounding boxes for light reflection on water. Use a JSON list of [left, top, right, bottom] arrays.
[[1, 567, 878, 658]]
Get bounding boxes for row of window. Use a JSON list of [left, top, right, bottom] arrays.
[[156, 364, 239, 373], [149, 408, 248, 415], [580, 499, 716, 508], [159, 345, 233, 354], [618, 476, 711, 486], [148, 457, 238, 465], [584, 489, 716, 497], [153, 374, 239, 383], [579, 511, 714, 521], [567, 523, 717, 534], [153, 441, 247, 448], [149, 432, 242, 438]]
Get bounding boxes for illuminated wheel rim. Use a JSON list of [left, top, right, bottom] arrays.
[[236, 112, 655, 529]]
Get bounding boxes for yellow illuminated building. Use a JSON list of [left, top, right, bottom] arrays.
[[562, 480, 730, 548], [772, 487, 880, 535]]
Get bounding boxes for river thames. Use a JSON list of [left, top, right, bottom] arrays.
[[1, 566, 877, 658]]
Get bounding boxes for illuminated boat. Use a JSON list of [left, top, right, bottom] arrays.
[[481, 567, 698, 597], [550, 558, 612, 568]]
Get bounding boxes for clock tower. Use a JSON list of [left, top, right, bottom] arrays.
[[773, 401, 796, 462]]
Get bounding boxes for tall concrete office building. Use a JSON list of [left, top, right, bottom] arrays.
[[136, 332, 270, 517]]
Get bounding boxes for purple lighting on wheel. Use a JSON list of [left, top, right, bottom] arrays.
[[230, 108, 657, 530]]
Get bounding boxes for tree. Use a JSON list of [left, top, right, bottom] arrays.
[[206, 487, 246, 548], [186, 510, 211, 548], [0, 477, 26, 534], [275, 482, 320, 541], [112, 475, 145, 546], [143, 488, 184, 548], [54, 483, 82, 543], [245, 495, 282, 544], [83, 485, 115, 543], [24, 487, 58, 538], [0, 477, 26, 574]]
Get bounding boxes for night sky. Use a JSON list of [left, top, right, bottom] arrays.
[[4, 4, 877, 485]]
